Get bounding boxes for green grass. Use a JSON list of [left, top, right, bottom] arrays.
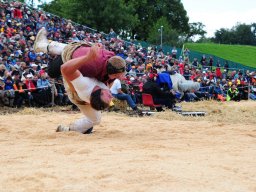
[[185, 43, 256, 68]]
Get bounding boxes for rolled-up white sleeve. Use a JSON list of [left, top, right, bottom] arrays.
[[71, 74, 93, 103]]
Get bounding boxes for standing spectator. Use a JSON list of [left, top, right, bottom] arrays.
[[224, 61, 229, 74], [171, 46, 177, 59], [192, 58, 199, 68], [200, 54, 207, 69], [13, 3, 23, 19], [215, 67, 222, 79], [109, 28, 117, 39], [216, 60, 221, 68], [184, 48, 190, 61], [209, 56, 214, 71]]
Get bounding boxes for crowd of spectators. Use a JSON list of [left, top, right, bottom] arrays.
[[0, 1, 255, 109]]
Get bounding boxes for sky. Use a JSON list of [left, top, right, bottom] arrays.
[[181, 0, 256, 38]]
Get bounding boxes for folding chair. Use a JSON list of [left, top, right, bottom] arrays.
[[141, 93, 162, 111]]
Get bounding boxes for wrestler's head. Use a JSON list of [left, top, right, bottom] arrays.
[[107, 56, 126, 79], [90, 86, 113, 110]]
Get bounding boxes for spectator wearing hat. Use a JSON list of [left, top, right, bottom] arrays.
[[39, 64, 48, 76], [23, 73, 37, 106], [29, 63, 38, 75], [36, 73, 52, 106]]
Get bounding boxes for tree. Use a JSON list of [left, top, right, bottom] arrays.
[[234, 24, 255, 45], [186, 22, 206, 41], [213, 23, 256, 45], [214, 28, 231, 44], [42, 0, 139, 34], [147, 17, 179, 46], [127, 0, 189, 40]]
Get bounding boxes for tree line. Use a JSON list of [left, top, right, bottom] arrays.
[[20, 0, 256, 46], [212, 23, 256, 46]]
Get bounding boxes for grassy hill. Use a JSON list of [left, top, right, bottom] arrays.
[[185, 43, 256, 69]]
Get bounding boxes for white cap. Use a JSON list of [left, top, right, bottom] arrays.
[[26, 74, 33, 78], [41, 64, 48, 69]]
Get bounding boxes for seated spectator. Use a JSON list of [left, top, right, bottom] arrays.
[[128, 65, 138, 77], [0, 76, 5, 106], [36, 73, 52, 106], [183, 65, 190, 80], [13, 80, 27, 108], [54, 77, 69, 105], [227, 84, 240, 101], [156, 72, 173, 92], [110, 78, 139, 111], [212, 80, 226, 101], [143, 74, 175, 111], [184, 91, 200, 102], [24, 74, 37, 106], [196, 79, 212, 100], [0, 64, 7, 78], [3, 76, 15, 107], [249, 85, 256, 100], [237, 81, 249, 100]]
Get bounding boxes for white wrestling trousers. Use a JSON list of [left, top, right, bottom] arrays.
[[171, 73, 200, 92], [48, 41, 67, 55], [64, 80, 102, 133], [69, 102, 102, 133]]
